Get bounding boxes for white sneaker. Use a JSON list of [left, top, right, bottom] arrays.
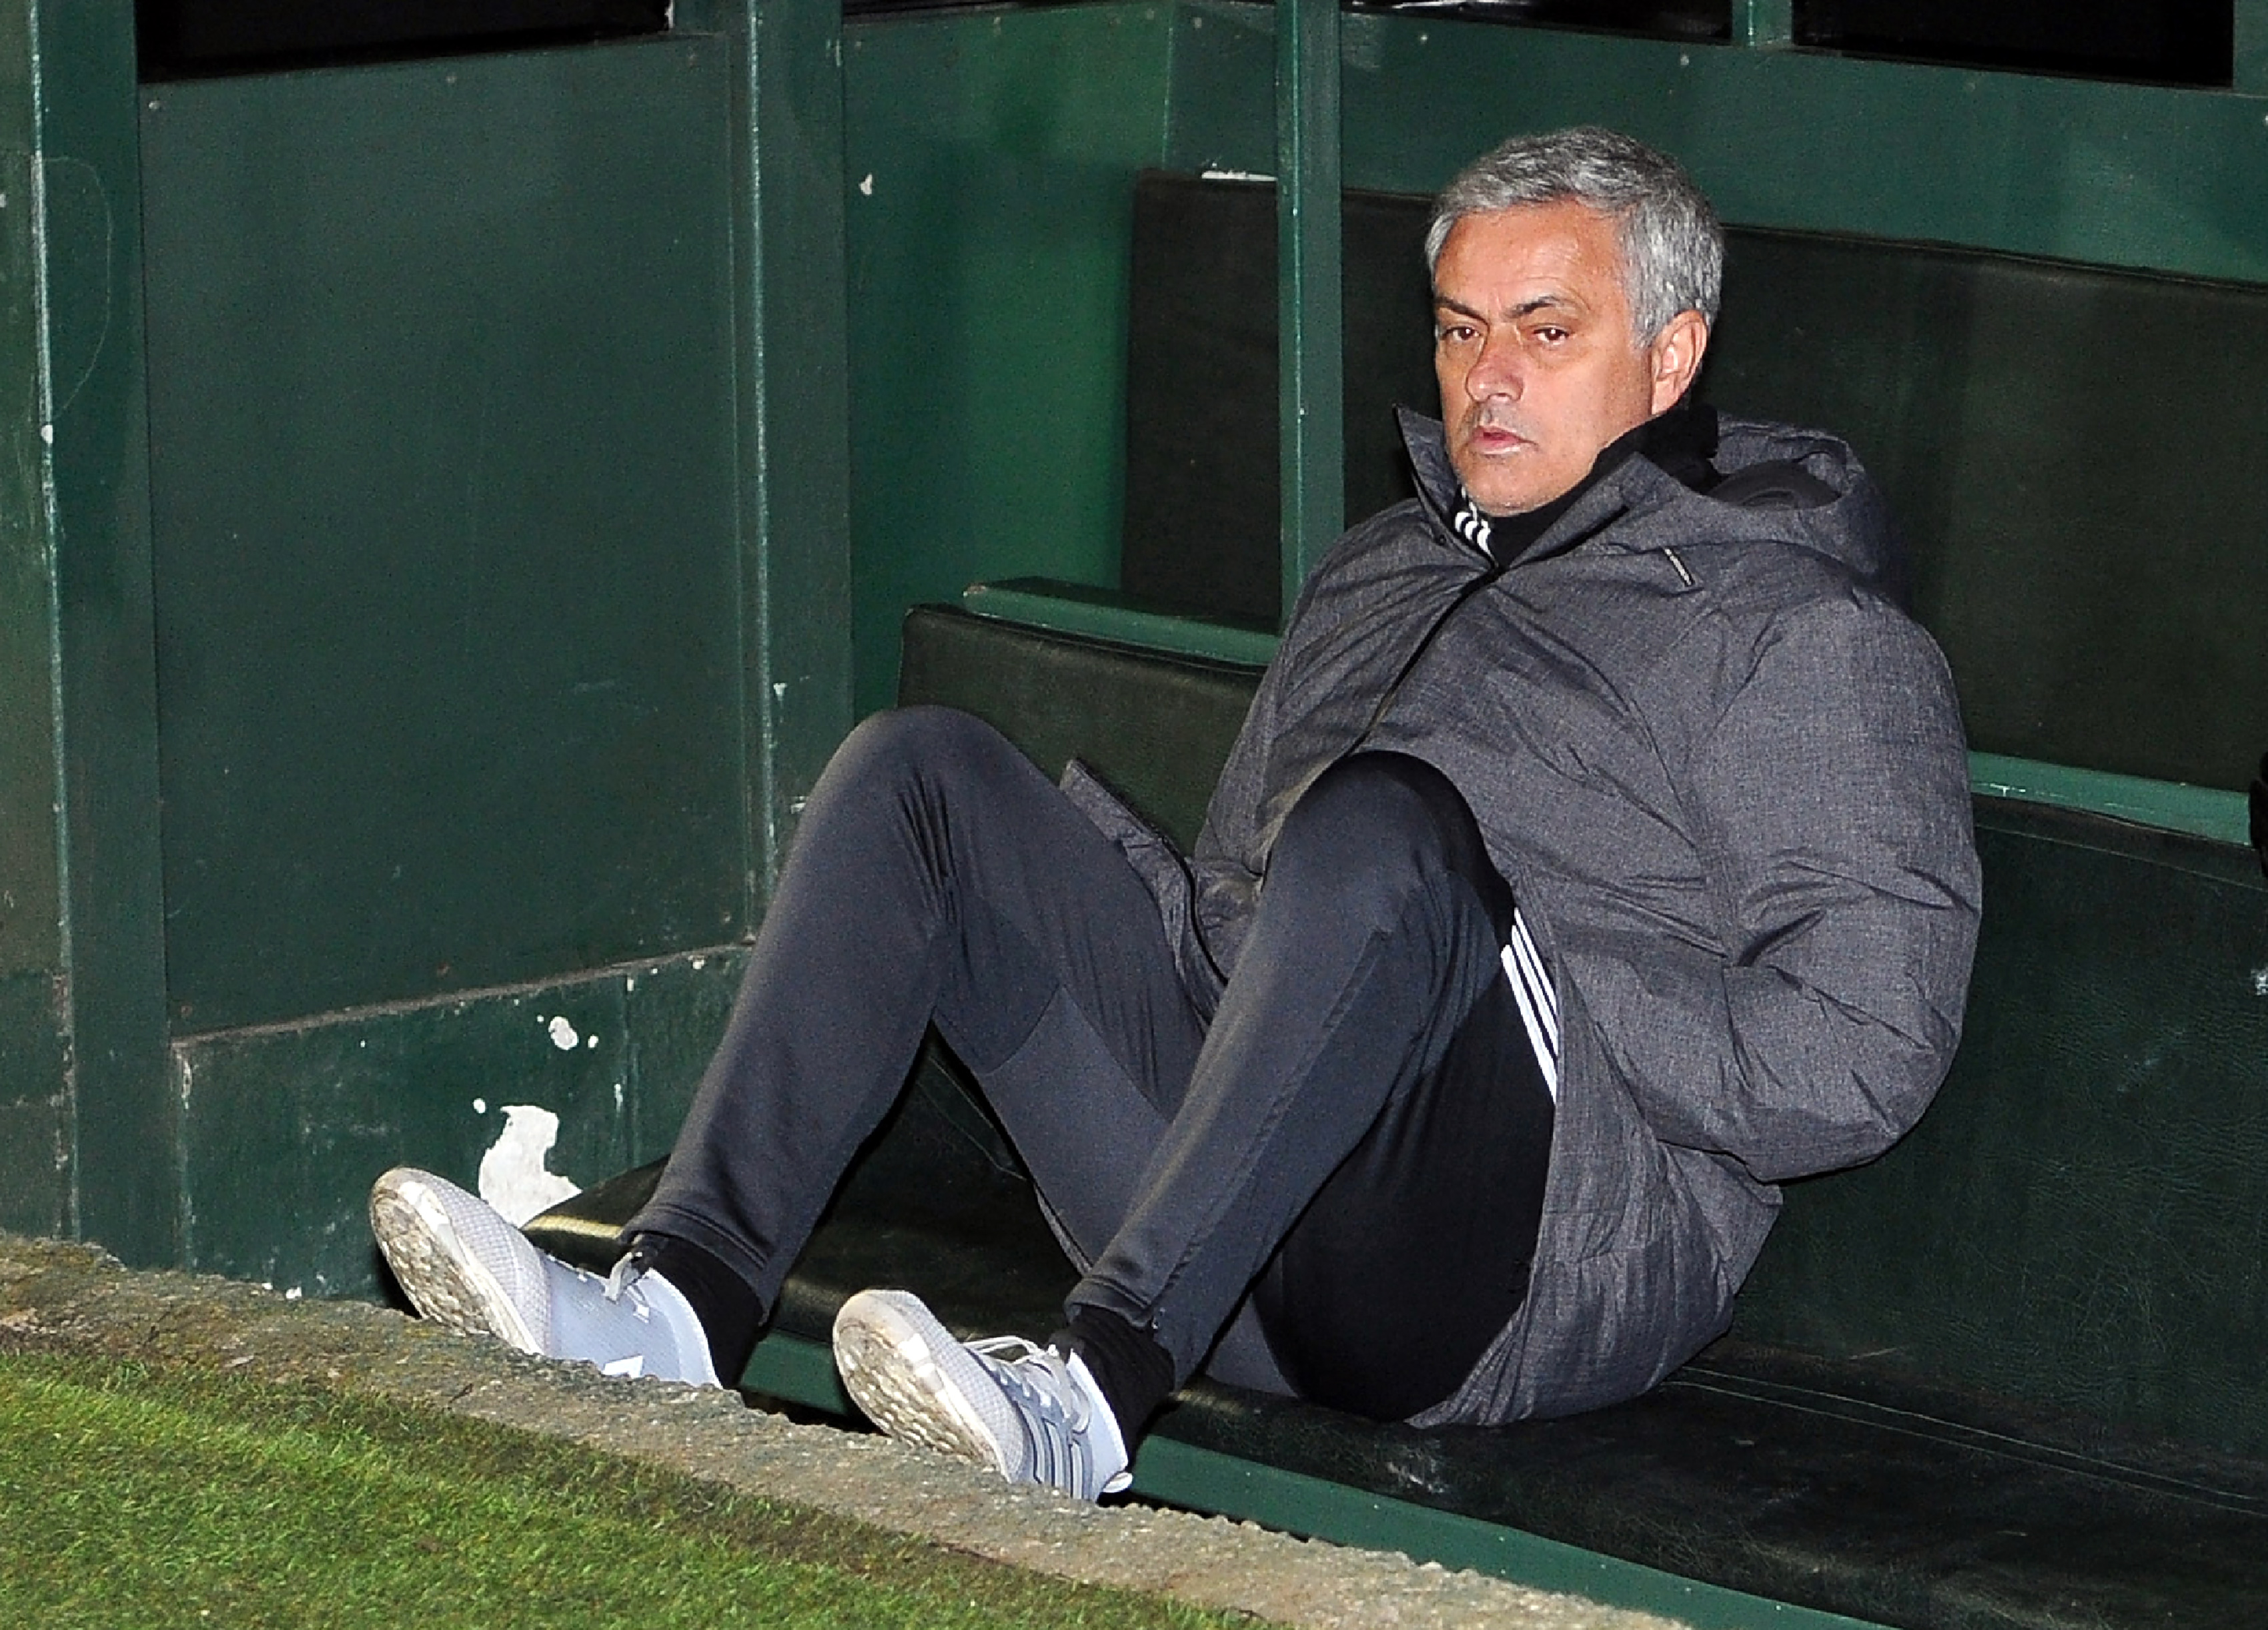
[[370, 1166, 720, 1388], [832, 1288, 1131, 1501]]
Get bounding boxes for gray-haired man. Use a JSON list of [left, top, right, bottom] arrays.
[[372, 126, 1980, 1499]]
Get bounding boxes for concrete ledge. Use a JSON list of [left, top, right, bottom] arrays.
[[0, 1233, 1682, 1630]]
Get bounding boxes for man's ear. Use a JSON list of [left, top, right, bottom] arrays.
[[1646, 310, 1710, 415]]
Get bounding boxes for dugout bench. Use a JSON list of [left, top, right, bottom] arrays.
[[524, 175, 2268, 1629]]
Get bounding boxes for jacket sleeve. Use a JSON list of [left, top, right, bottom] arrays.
[[1556, 594, 1982, 1184]]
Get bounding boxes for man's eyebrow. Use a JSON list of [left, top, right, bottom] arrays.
[[1430, 292, 1578, 321]]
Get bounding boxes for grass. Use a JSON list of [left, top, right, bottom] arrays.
[[0, 1350, 1261, 1630]]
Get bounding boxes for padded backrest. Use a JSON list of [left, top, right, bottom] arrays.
[[899, 604, 1257, 852], [1120, 171, 2268, 794], [901, 604, 2268, 1455], [1734, 802, 2268, 1457]]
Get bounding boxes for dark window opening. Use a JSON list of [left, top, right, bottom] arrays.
[[1794, 0, 2233, 87], [139, 1, 672, 81], [1350, 0, 1729, 42], [838, 0, 1728, 34]]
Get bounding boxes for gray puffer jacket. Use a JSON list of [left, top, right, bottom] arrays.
[[1157, 410, 1980, 1425]]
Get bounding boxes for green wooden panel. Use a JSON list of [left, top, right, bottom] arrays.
[[0, 142, 57, 982], [842, 4, 1175, 716], [178, 947, 746, 1300], [0, 969, 68, 1238], [961, 578, 1281, 669], [1733, 0, 1794, 49], [141, 39, 746, 1032], [2243, 0, 2268, 95], [616, 943, 750, 1161], [0, 17, 47, 985]]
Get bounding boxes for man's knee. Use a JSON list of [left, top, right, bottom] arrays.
[[818, 705, 1017, 805], [1276, 753, 1477, 867], [1269, 753, 1511, 929]]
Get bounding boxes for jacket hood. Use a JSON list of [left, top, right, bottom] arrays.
[[1395, 405, 1906, 595]]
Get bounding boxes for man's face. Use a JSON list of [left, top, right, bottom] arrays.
[[1432, 200, 1705, 516]]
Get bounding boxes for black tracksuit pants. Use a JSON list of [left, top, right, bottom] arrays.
[[627, 705, 1554, 1422]]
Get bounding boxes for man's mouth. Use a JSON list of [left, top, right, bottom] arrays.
[[1466, 416, 1532, 455]]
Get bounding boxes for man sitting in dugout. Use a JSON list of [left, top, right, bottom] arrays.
[[370, 125, 1982, 1501]]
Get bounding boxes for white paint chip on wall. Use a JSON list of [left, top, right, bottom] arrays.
[[478, 1104, 583, 1226]]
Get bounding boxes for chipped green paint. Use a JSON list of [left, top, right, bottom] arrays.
[[1734, 0, 1794, 49], [176, 947, 748, 1301]]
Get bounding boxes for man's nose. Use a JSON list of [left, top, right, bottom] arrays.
[[1466, 332, 1522, 400]]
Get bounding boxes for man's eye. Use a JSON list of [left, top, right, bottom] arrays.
[[1532, 326, 1569, 344], [1436, 324, 1476, 344]]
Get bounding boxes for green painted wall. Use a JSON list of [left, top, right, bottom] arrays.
[[119, 8, 852, 1278], [842, 4, 1175, 716], [3, 3, 847, 1271], [141, 40, 748, 1033], [11, 0, 2268, 1276]]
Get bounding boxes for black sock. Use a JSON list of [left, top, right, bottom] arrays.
[[625, 1232, 764, 1383], [1051, 1306, 1175, 1437]]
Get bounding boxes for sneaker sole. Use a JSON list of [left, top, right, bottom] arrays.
[[832, 1292, 1014, 1479], [370, 1169, 543, 1354]]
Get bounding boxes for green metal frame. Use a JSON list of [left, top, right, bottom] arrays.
[[683, 0, 856, 903], [1734, 0, 1794, 50], [0, 0, 171, 1259], [1275, 0, 1343, 615]]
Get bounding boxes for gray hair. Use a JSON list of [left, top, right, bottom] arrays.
[[1424, 126, 1722, 344]]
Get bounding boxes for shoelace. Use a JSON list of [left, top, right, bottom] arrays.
[[967, 1337, 1087, 1418], [968, 1336, 1105, 1493], [604, 1250, 650, 1305]]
